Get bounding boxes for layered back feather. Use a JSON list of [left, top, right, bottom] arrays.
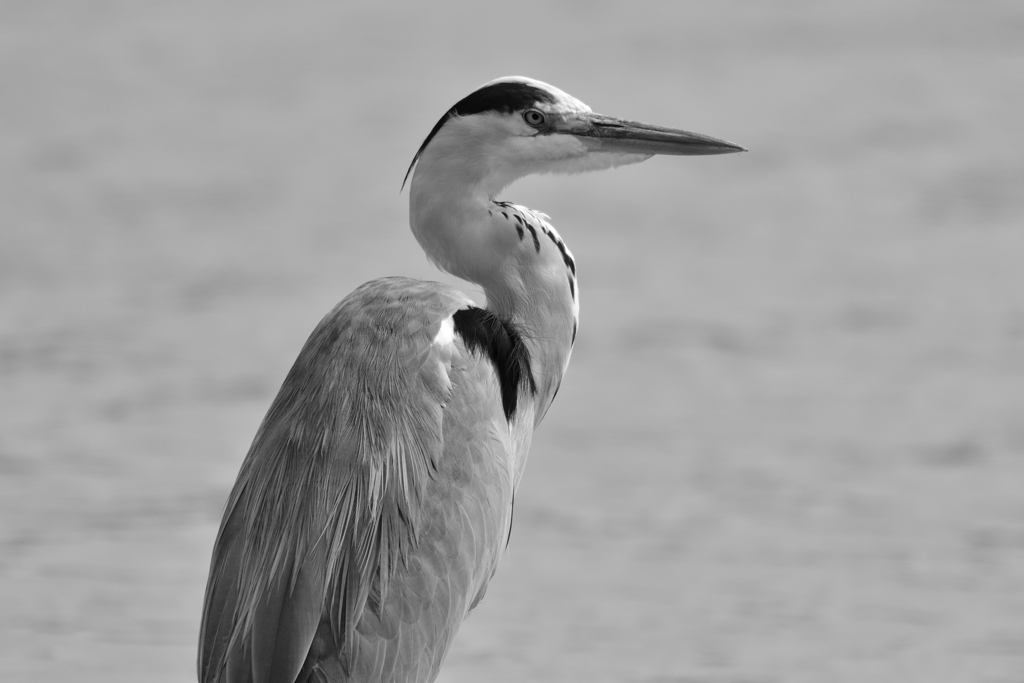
[[199, 279, 468, 683]]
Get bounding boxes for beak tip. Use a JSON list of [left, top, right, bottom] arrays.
[[694, 142, 746, 156]]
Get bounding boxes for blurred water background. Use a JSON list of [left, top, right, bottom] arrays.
[[1, 1, 1023, 681]]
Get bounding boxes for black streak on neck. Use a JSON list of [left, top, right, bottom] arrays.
[[453, 307, 538, 421]]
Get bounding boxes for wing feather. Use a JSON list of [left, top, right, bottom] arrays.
[[199, 278, 473, 683]]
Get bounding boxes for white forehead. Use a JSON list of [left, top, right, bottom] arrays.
[[480, 75, 593, 115]]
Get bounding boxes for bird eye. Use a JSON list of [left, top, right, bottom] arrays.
[[523, 109, 546, 127]]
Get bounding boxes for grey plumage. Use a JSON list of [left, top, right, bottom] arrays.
[[198, 76, 742, 683]]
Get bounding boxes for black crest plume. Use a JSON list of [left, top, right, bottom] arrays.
[[402, 80, 558, 189]]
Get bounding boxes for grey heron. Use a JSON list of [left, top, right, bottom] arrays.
[[199, 76, 743, 683]]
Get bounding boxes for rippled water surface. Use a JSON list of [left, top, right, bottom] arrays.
[[1, 2, 1023, 682]]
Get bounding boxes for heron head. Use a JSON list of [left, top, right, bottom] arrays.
[[404, 76, 744, 195]]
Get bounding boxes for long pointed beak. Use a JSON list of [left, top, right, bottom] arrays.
[[568, 113, 745, 156]]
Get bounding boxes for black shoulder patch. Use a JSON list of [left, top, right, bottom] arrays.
[[452, 307, 537, 421], [403, 81, 558, 189]]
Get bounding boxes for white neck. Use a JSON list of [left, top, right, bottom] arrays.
[[408, 124, 579, 428]]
